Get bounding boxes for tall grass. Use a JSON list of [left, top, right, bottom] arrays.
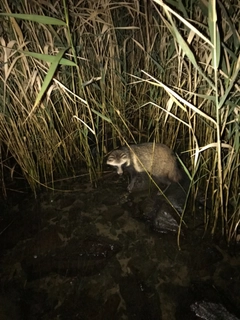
[[0, 0, 239, 241], [148, 0, 240, 241]]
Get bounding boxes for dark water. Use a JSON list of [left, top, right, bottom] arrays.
[[0, 172, 240, 319]]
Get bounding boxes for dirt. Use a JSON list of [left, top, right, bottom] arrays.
[[0, 171, 240, 320]]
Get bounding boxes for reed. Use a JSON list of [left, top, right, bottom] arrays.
[[0, 0, 239, 241], [147, 0, 240, 241]]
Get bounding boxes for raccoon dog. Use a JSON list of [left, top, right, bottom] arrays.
[[107, 142, 182, 192]]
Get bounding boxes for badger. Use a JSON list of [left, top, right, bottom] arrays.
[[107, 142, 182, 192]]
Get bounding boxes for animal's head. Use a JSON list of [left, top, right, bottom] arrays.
[[107, 149, 130, 175]]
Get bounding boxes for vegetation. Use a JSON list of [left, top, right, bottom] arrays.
[[0, 0, 239, 242]]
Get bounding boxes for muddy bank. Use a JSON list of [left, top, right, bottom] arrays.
[[0, 173, 240, 319]]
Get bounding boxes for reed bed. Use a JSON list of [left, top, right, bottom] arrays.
[[0, 0, 239, 242]]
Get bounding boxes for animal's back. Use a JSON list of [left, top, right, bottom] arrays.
[[126, 143, 182, 184]]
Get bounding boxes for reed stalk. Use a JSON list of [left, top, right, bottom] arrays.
[[0, 0, 239, 241]]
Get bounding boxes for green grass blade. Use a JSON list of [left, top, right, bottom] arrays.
[[0, 13, 66, 26], [91, 109, 113, 123], [19, 51, 77, 66], [208, 1, 221, 70], [25, 48, 69, 120]]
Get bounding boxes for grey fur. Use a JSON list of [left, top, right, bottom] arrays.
[[107, 143, 182, 191]]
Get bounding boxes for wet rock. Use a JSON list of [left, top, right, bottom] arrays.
[[125, 171, 190, 234], [163, 181, 189, 213], [175, 281, 240, 320], [152, 203, 180, 233], [21, 237, 121, 280], [137, 194, 183, 234], [191, 301, 240, 320]]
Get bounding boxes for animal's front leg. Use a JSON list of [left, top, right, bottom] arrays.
[[127, 175, 137, 192], [127, 174, 144, 192]]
